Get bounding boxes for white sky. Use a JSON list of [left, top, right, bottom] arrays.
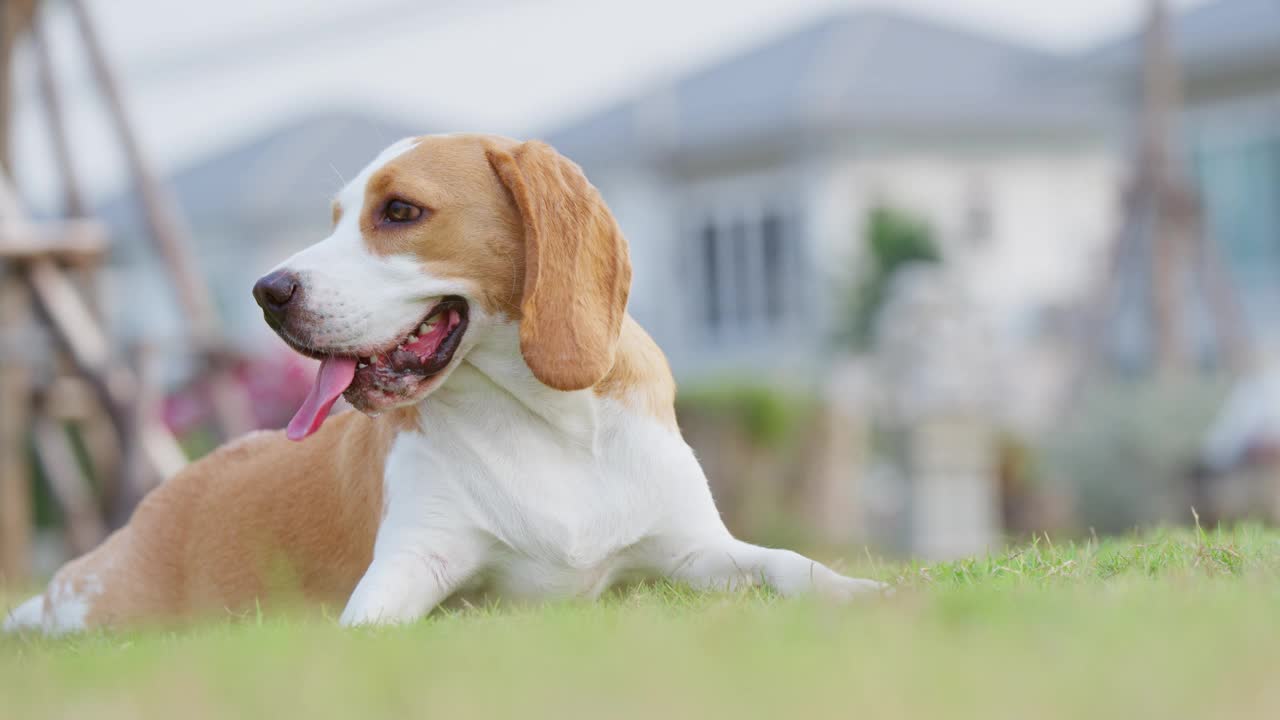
[[10, 0, 1208, 207]]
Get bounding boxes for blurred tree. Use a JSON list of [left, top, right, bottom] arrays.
[[841, 206, 940, 348]]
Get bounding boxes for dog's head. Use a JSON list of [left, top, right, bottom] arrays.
[[254, 134, 632, 440]]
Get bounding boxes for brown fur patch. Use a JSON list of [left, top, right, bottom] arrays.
[[595, 316, 679, 431], [486, 141, 632, 391], [357, 135, 526, 317], [49, 411, 395, 629], [360, 135, 668, 420]]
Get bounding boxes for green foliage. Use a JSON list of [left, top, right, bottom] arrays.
[[5, 527, 1280, 720], [675, 382, 816, 450], [891, 524, 1265, 588], [843, 206, 941, 347], [27, 425, 100, 529], [179, 427, 222, 461]]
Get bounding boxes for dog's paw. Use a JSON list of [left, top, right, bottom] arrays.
[[338, 599, 416, 628], [818, 574, 893, 602]]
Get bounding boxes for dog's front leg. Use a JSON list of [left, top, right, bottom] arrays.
[[339, 527, 486, 627], [664, 538, 887, 601]]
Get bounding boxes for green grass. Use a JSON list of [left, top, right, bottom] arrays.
[[4, 525, 1280, 719]]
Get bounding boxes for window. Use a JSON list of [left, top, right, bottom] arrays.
[[1195, 131, 1280, 342], [691, 205, 801, 339], [702, 223, 720, 330], [730, 219, 751, 327], [761, 213, 784, 322]]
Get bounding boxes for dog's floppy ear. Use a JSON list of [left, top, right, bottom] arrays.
[[486, 141, 631, 391]]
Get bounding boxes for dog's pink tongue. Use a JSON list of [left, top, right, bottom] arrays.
[[287, 356, 357, 441]]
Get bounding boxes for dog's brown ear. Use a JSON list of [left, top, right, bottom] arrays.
[[486, 141, 631, 391]]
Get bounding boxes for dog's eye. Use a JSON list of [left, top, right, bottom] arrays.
[[382, 200, 422, 223]]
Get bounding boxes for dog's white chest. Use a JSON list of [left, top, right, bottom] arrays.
[[376, 373, 694, 601], [464, 452, 648, 598]]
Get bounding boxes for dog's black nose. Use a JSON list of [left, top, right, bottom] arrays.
[[253, 270, 300, 323]]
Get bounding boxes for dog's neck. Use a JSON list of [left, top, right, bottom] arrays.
[[415, 322, 603, 448]]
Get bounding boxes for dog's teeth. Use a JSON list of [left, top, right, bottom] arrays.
[[357, 362, 368, 369], [407, 334, 418, 344], [419, 322, 432, 334]]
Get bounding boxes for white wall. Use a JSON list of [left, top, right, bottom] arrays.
[[590, 167, 677, 347], [835, 141, 1120, 338]]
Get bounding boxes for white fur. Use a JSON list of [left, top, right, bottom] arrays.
[[338, 324, 884, 626], [3, 595, 43, 634], [4, 572, 107, 638], [43, 573, 103, 636]]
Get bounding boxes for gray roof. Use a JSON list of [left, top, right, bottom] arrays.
[[99, 110, 426, 245], [1082, 0, 1280, 78], [545, 9, 1107, 165]]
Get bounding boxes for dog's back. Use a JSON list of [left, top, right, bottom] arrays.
[[6, 410, 396, 634]]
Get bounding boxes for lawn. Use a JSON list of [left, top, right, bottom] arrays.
[[3, 525, 1279, 719]]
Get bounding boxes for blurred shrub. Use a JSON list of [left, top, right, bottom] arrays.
[[675, 382, 816, 450], [1039, 377, 1229, 534], [676, 382, 821, 542], [841, 206, 940, 347]]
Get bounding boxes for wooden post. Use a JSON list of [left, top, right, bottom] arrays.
[[30, 13, 86, 219], [1198, 216, 1251, 373], [66, 0, 253, 438], [1071, 0, 1250, 386], [0, 0, 39, 175], [0, 171, 187, 524], [0, 271, 32, 586], [1151, 198, 1187, 377], [1143, 0, 1186, 377], [65, 0, 221, 347]]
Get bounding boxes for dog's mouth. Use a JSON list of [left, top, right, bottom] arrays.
[[286, 297, 470, 440]]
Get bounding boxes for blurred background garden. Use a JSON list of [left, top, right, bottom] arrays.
[[3, 0, 1280, 586]]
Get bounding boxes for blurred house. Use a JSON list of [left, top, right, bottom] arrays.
[[96, 110, 423, 375], [546, 9, 1120, 388]]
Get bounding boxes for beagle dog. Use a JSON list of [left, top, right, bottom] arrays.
[[4, 135, 883, 634]]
